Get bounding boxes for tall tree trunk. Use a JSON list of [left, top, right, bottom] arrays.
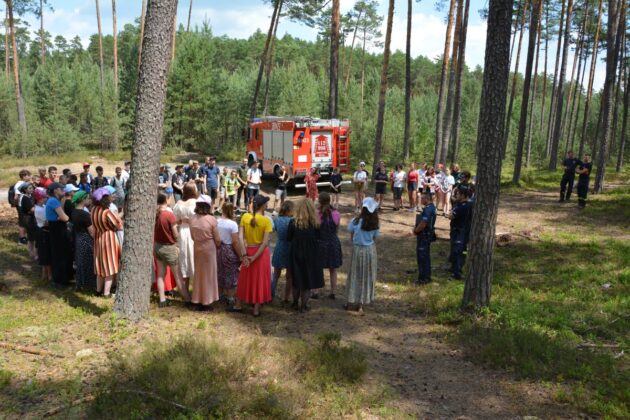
[[403, 0, 412, 163], [328, 0, 340, 119], [503, 0, 529, 158], [545, 0, 566, 158], [462, 0, 514, 310], [539, 2, 549, 135], [249, 0, 280, 120], [343, 9, 363, 92], [7, 0, 26, 136], [616, 59, 629, 172], [186, 0, 192, 32], [5, 9, 10, 80], [262, 0, 282, 115], [171, 6, 177, 61], [569, 45, 589, 151], [372, 0, 394, 177], [609, 29, 625, 161], [441, 0, 464, 164], [526, 1, 542, 167], [138, 0, 147, 73], [451, 0, 471, 164], [547, 0, 573, 170], [434, 0, 456, 166], [594, 0, 622, 193], [112, 0, 119, 149], [513, 0, 541, 184], [95, 0, 105, 91], [39, 0, 45, 64], [579, 0, 603, 157], [114, 0, 179, 321], [360, 26, 366, 126]]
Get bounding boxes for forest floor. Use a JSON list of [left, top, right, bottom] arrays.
[[0, 155, 628, 419]]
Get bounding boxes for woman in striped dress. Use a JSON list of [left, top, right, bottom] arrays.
[[91, 188, 123, 298]]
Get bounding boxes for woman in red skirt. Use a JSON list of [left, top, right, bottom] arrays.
[[304, 167, 320, 201], [231, 194, 273, 316]]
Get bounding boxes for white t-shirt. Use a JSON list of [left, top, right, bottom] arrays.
[[393, 171, 406, 188], [443, 175, 455, 192], [217, 218, 238, 244], [13, 180, 26, 200], [34, 205, 47, 228], [353, 170, 368, 184], [247, 168, 262, 189]]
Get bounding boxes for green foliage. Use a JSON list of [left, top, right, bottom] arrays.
[[0, 369, 13, 390]]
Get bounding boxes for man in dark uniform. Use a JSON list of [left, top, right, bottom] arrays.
[[560, 150, 580, 202], [448, 186, 472, 280], [413, 193, 437, 285], [575, 154, 592, 209]]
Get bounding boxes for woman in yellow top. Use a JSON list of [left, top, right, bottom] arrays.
[[232, 194, 273, 316]]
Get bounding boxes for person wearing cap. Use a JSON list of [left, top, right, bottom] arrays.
[[171, 165, 186, 203], [81, 163, 92, 185], [352, 162, 369, 210], [173, 183, 198, 292], [63, 183, 79, 217], [448, 185, 473, 280], [413, 193, 437, 285], [232, 194, 273, 316], [345, 197, 380, 313], [71, 191, 96, 292], [305, 167, 320, 201], [19, 182, 37, 260], [45, 182, 72, 288], [33, 187, 52, 282], [92, 187, 123, 297], [154, 192, 192, 307], [236, 158, 249, 211], [189, 194, 222, 310]]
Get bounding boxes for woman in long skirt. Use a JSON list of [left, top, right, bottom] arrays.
[[315, 192, 342, 299], [272, 201, 294, 303], [71, 191, 97, 292], [232, 195, 273, 317], [345, 197, 380, 313], [217, 202, 241, 307], [189, 195, 221, 310], [173, 182, 198, 292], [288, 199, 323, 312], [91, 188, 123, 298]]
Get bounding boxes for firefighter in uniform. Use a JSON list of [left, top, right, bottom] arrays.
[[448, 185, 472, 280], [560, 151, 580, 202], [413, 192, 437, 285], [575, 154, 592, 209]]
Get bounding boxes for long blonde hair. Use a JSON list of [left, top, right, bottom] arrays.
[[294, 198, 320, 230]]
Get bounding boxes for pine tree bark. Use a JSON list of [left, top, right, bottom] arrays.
[[171, 6, 177, 62], [4, 9, 8, 79], [186, 0, 192, 32], [441, 0, 464, 164], [328, 0, 340, 119], [539, 3, 549, 135], [503, 0, 529, 158], [545, 0, 566, 158], [451, 0, 471, 164], [343, 8, 363, 92], [616, 61, 629, 172], [249, 0, 280, 120], [547, 0, 573, 170], [578, 0, 603, 157], [513, 0, 541, 184], [372, 0, 394, 177], [403, 0, 412, 163], [594, 0, 623, 193], [7, 0, 26, 136], [526, 2, 542, 167], [609, 29, 625, 162], [569, 45, 589, 151], [462, 0, 514, 310], [112, 0, 119, 150], [39, 0, 45, 64], [114, 0, 179, 321], [95, 0, 105, 91], [434, 0, 456, 166], [138, 0, 147, 73], [262, 0, 282, 115]]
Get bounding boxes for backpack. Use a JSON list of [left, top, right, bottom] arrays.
[[8, 185, 16, 207]]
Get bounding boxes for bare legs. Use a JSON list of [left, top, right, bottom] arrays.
[[97, 275, 114, 297]]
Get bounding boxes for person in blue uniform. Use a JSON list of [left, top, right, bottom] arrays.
[[413, 193, 436, 285], [448, 186, 472, 280], [560, 151, 580, 202], [575, 154, 592, 209]]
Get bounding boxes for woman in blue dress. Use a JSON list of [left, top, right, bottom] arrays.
[[272, 200, 294, 303]]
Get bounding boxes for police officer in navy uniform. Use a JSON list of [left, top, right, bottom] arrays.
[[448, 185, 472, 280], [575, 154, 592, 209], [413, 192, 437, 285], [560, 150, 580, 202]]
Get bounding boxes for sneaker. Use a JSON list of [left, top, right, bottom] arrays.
[[328, 293, 336, 300], [18, 237, 27, 245], [158, 299, 172, 308], [310, 292, 320, 299]]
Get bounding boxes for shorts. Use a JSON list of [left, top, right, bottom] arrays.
[[275, 189, 287, 200], [220, 186, 226, 199], [408, 181, 417, 191], [354, 182, 365, 192], [375, 184, 386, 195], [154, 243, 179, 267], [209, 187, 218, 200], [393, 187, 403, 200]]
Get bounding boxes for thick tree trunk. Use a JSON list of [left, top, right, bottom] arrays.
[[40, 0, 45, 64], [539, 3, 549, 135], [578, 0, 603, 157], [462, 0, 514, 310], [138, 0, 147, 73], [434, 0, 456, 166], [503, 0, 529, 158], [526, 2, 542, 167], [328, 0, 340, 119], [569, 45, 589, 151], [171, 6, 177, 61], [513, 0, 541, 184], [547, 0, 573, 170], [441, 0, 464, 164], [262, 0, 282, 116], [186, 0, 192, 32], [112, 0, 119, 149], [343, 9, 362, 92], [372, 0, 394, 177], [545, 0, 566, 158], [249, 0, 280, 120], [114, 0, 178, 321], [403, 0, 412, 163], [594, 0, 622, 193], [7, 0, 26, 136], [451, 0, 470, 164], [609, 29, 625, 162], [616, 62, 629, 172]]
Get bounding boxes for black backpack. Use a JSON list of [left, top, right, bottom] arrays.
[[8, 185, 16, 207]]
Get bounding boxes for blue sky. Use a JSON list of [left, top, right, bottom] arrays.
[[22, 0, 605, 89]]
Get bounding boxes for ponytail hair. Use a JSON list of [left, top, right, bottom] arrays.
[[250, 206, 258, 227]]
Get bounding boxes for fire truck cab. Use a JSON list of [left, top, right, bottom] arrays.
[[247, 116, 350, 186]]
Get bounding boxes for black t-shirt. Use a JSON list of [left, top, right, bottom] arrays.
[[374, 170, 388, 183], [578, 162, 592, 184], [330, 173, 343, 190], [20, 195, 34, 215], [71, 208, 92, 234], [276, 171, 288, 190], [64, 200, 75, 218], [563, 158, 580, 175], [92, 176, 109, 189], [185, 167, 200, 181]]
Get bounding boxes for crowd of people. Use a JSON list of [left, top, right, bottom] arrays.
[[8, 156, 476, 315]]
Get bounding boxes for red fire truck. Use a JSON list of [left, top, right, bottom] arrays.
[[246, 116, 350, 186]]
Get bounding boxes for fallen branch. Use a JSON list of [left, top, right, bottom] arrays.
[[0, 342, 64, 358], [577, 343, 621, 349], [43, 395, 95, 417]]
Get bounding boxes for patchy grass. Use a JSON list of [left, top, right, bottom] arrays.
[[500, 165, 630, 193]]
